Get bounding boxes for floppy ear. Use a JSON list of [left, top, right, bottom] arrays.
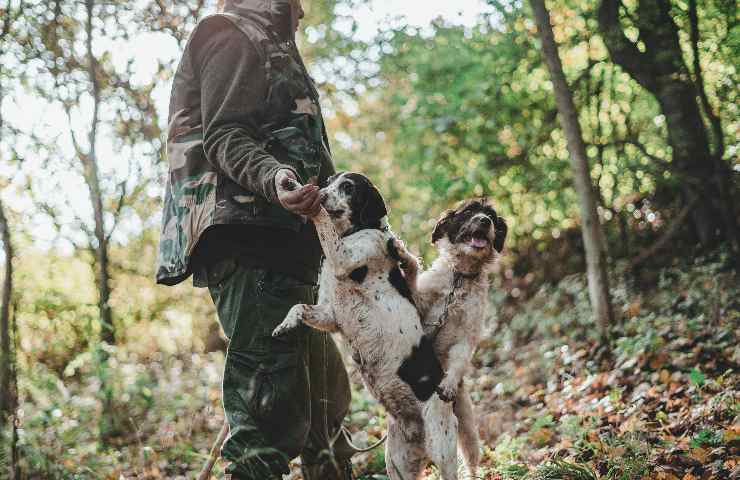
[[360, 182, 388, 225], [431, 210, 455, 244], [493, 216, 508, 253], [321, 171, 343, 189]]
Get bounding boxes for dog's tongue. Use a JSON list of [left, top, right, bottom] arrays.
[[470, 237, 488, 248]]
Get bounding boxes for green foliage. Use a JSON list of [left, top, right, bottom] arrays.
[[601, 434, 651, 480], [0, 443, 7, 480], [688, 367, 705, 388], [528, 460, 596, 480], [689, 429, 722, 449]]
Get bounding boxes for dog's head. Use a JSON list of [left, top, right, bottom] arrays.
[[431, 198, 507, 261], [320, 172, 388, 236]]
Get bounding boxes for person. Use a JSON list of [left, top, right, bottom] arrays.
[[155, 0, 354, 478]]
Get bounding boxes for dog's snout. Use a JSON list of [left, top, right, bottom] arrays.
[[476, 215, 492, 228]]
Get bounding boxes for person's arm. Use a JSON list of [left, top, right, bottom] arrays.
[[194, 18, 321, 215], [193, 20, 286, 203]]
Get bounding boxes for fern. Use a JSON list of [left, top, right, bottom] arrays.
[[527, 460, 597, 480], [0, 440, 8, 480]]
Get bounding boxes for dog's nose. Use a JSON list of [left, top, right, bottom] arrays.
[[477, 216, 492, 228]]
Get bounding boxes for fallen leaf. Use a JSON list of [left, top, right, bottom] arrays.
[[689, 447, 708, 463]]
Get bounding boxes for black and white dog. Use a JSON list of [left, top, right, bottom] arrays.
[[272, 172, 460, 480], [412, 198, 507, 477]]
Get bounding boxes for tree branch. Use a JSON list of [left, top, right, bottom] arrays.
[[106, 180, 128, 242], [598, 0, 657, 91]]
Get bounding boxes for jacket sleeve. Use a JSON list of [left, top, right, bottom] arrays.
[[193, 18, 296, 204]]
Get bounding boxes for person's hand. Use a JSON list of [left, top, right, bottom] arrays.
[[275, 169, 322, 218]]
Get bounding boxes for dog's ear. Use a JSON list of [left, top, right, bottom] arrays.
[[360, 181, 388, 226], [321, 171, 343, 189], [493, 215, 507, 253], [431, 209, 455, 243]]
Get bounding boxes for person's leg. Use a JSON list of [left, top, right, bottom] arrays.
[[209, 263, 317, 479], [300, 319, 354, 479]]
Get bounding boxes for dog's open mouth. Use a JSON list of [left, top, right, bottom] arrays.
[[462, 231, 490, 250]]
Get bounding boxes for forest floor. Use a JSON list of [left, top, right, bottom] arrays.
[[11, 255, 739, 479]]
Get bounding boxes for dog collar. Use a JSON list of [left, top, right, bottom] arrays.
[[341, 224, 390, 238], [453, 269, 480, 285]]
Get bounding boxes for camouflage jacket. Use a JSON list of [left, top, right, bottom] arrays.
[[157, 0, 335, 286]]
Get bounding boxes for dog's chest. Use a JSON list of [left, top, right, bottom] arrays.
[[424, 280, 486, 363]]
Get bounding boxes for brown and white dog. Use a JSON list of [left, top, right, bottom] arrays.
[[412, 198, 507, 477], [272, 172, 463, 479]]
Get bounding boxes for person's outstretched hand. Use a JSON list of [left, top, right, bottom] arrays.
[[275, 169, 322, 218]]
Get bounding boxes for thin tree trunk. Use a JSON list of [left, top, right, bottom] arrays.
[[10, 299, 19, 480], [82, 0, 116, 441], [0, 198, 13, 427], [83, 0, 114, 347], [530, 0, 614, 341], [0, 50, 15, 430]]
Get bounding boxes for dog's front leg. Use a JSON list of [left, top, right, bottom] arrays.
[[388, 237, 425, 308], [388, 237, 420, 286], [272, 304, 338, 337], [436, 341, 474, 403], [311, 208, 343, 269], [312, 208, 384, 278]]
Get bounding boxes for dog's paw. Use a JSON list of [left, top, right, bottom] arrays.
[[272, 306, 304, 337], [435, 382, 457, 403], [387, 238, 405, 263], [272, 319, 299, 337]]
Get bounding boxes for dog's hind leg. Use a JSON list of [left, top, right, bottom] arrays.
[[436, 342, 473, 403], [454, 385, 480, 478], [272, 304, 337, 337], [425, 400, 458, 480], [385, 419, 424, 480]]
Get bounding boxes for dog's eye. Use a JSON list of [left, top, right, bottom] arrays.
[[340, 181, 354, 195]]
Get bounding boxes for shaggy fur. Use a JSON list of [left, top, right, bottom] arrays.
[[272, 172, 460, 479], [414, 198, 507, 477]]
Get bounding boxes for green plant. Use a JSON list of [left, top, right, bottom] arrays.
[[602, 434, 651, 480], [689, 429, 722, 448], [528, 461, 597, 480], [688, 368, 706, 388]]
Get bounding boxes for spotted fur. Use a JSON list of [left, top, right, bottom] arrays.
[[273, 173, 457, 479], [412, 197, 508, 478]]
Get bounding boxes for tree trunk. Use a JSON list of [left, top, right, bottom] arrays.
[[83, 0, 114, 348], [9, 299, 19, 480], [530, 0, 614, 341], [0, 198, 13, 427], [82, 0, 116, 442], [598, 0, 738, 250], [0, 50, 15, 432]]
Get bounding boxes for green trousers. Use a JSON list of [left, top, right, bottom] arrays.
[[206, 261, 353, 479]]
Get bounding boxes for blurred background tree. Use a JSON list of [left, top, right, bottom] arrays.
[[529, 0, 613, 342]]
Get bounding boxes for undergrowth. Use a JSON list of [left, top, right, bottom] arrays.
[[5, 255, 738, 479]]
